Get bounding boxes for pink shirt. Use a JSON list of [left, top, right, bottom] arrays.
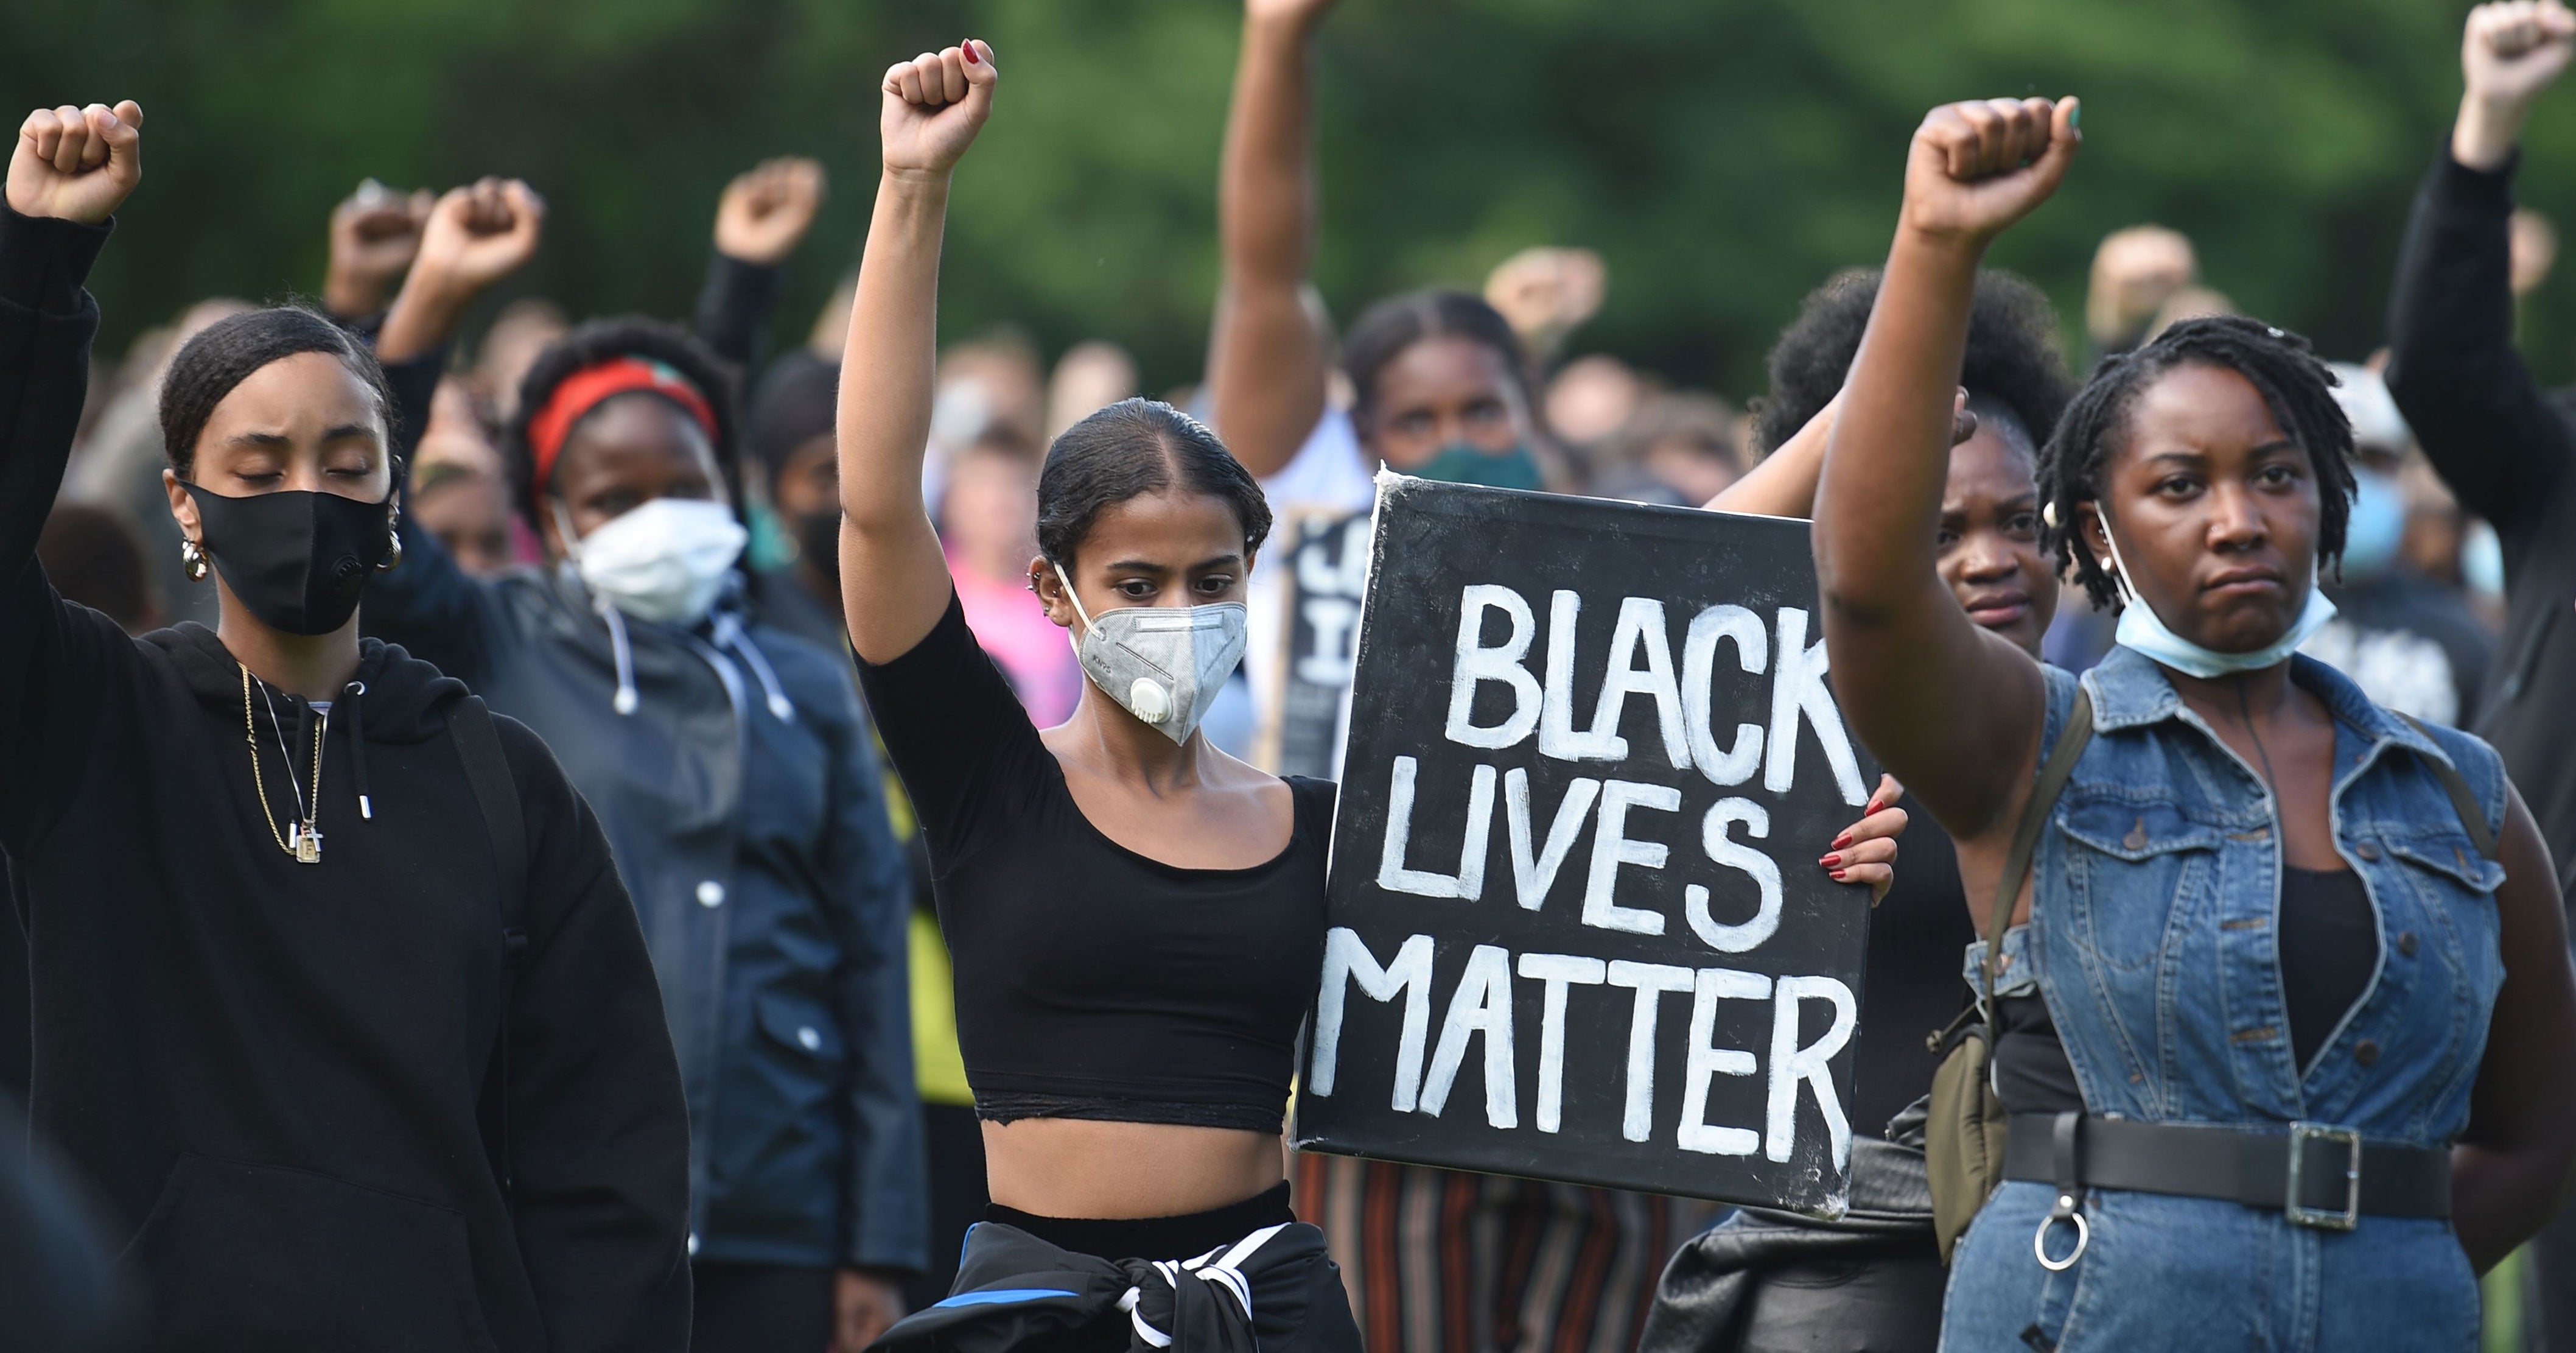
[[948, 551, 1082, 727]]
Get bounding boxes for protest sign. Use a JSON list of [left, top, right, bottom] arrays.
[[1295, 474, 1876, 1215], [1256, 508, 1373, 779]]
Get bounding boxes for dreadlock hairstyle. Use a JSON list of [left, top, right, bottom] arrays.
[[504, 317, 741, 526], [2037, 315, 2356, 611]]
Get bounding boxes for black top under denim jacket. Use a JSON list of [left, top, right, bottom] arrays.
[[858, 597, 1334, 1133], [0, 207, 691, 1351]]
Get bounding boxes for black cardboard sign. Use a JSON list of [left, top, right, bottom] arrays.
[[1293, 476, 1876, 1215]]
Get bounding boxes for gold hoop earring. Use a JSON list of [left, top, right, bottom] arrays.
[[181, 538, 210, 583], [378, 529, 403, 572]]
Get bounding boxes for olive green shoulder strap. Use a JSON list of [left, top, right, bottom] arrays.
[[1979, 687, 2095, 1024]]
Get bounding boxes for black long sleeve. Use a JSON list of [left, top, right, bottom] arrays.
[[2384, 144, 2576, 898], [2385, 150, 2575, 533], [693, 252, 783, 376], [0, 207, 123, 856]]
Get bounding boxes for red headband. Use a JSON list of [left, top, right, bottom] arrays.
[[525, 357, 719, 496]]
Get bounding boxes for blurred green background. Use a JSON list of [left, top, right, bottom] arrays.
[[7, 0, 2575, 398]]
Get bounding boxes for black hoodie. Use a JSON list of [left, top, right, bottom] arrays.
[[0, 208, 692, 1348]]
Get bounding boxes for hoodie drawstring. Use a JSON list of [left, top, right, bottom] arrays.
[[598, 599, 641, 715], [343, 680, 373, 820], [713, 612, 796, 723]]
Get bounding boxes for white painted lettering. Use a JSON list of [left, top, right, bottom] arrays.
[[1682, 603, 1766, 787], [1582, 780, 1680, 935], [1685, 798, 1784, 952], [1678, 967, 1771, 1155], [1445, 585, 1542, 750], [1377, 756, 1497, 901], [1585, 597, 1691, 770], [1312, 928, 1436, 1109], [1503, 769, 1601, 911], [1606, 960, 1696, 1142], [1419, 944, 1519, 1128], [1765, 608, 1867, 806], [1541, 590, 1625, 761], [1516, 952, 1607, 1134], [1767, 975, 1860, 1168]]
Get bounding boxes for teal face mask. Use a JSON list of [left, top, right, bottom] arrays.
[[1412, 442, 1542, 491], [2100, 519, 2336, 680]]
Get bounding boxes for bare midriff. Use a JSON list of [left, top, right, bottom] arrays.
[[981, 1119, 1285, 1218]]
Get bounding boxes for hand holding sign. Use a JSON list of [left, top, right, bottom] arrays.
[[1900, 97, 2080, 250]]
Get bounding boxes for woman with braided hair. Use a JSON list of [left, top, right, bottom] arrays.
[[1811, 94, 2576, 1351]]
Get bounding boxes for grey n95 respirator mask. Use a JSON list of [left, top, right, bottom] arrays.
[[1053, 563, 1248, 745]]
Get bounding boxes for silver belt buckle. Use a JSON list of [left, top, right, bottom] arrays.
[[2285, 1122, 2361, 1231]]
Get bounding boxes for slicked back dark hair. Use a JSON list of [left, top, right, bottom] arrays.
[[2037, 315, 2356, 611], [505, 316, 741, 524], [1754, 267, 2074, 457], [1037, 398, 1272, 568], [1342, 289, 1534, 423], [159, 307, 395, 476]]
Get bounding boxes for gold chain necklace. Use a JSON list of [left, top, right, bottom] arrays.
[[240, 664, 327, 864]]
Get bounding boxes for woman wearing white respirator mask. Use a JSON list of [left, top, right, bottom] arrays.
[[833, 40, 1381, 1351], [362, 316, 928, 1350]]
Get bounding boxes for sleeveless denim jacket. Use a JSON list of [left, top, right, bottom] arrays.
[[1941, 647, 2509, 1353]]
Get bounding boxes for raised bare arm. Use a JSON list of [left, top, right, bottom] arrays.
[[836, 40, 998, 664], [1205, 0, 1340, 477], [1811, 97, 2077, 840]]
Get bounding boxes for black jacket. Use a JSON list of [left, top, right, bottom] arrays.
[[0, 207, 691, 1350], [2386, 149, 2576, 895], [364, 494, 923, 1272]]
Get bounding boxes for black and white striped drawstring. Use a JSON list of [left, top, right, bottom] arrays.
[[1116, 1222, 1289, 1349]]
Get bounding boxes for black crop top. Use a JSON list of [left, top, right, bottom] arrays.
[[856, 595, 1332, 1132]]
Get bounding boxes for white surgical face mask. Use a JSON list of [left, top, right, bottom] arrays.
[[1053, 563, 1248, 745], [558, 496, 747, 625], [2099, 518, 2335, 680]]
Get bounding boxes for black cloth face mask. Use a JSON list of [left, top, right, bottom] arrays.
[[183, 482, 395, 635]]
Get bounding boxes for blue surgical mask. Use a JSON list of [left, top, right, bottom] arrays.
[[2100, 521, 2337, 680], [1413, 442, 1542, 491], [2338, 469, 2404, 579]]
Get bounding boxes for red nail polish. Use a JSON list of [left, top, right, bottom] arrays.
[[963, 41, 980, 63], [1832, 832, 1853, 850], [1830, 870, 1849, 882], [1819, 854, 1840, 868]]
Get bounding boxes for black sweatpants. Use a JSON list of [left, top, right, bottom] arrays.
[[691, 1260, 835, 1353]]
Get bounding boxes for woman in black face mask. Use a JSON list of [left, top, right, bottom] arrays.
[[0, 102, 693, 1350]]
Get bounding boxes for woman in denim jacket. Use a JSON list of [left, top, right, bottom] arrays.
[[1810, 94, 2576, 1351]]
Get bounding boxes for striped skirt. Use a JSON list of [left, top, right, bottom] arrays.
[[1293, 1154, 1720, 1353]]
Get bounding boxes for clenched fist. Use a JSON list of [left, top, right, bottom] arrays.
[[9, 102, 142, 225], [326, 180, 436, 317], [1899, 97, 2081, 251], [715, 156, 827, 265], [882, 40, 998, 179], [413, 177, 545, 293], [2456, 2, 2576, 167]]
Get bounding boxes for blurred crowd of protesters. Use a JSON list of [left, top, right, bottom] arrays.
[[10, 0, 2576, 1349]]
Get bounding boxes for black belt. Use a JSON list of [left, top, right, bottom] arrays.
[[2003, 1112, 2451, 1232]]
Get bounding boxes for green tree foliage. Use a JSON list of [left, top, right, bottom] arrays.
[[9, 0, 2575, 397]]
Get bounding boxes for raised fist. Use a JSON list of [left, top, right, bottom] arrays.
[[9, 102, 142, 225], [413, 177, 545, 293], [326, 180, 436, 317], [1899, 97, 2080, 250], [715, 156, 827, 265], [1484, 246, 1607, 358], [882, 40, 998, 178], [2465, 1, 2576, 111]]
